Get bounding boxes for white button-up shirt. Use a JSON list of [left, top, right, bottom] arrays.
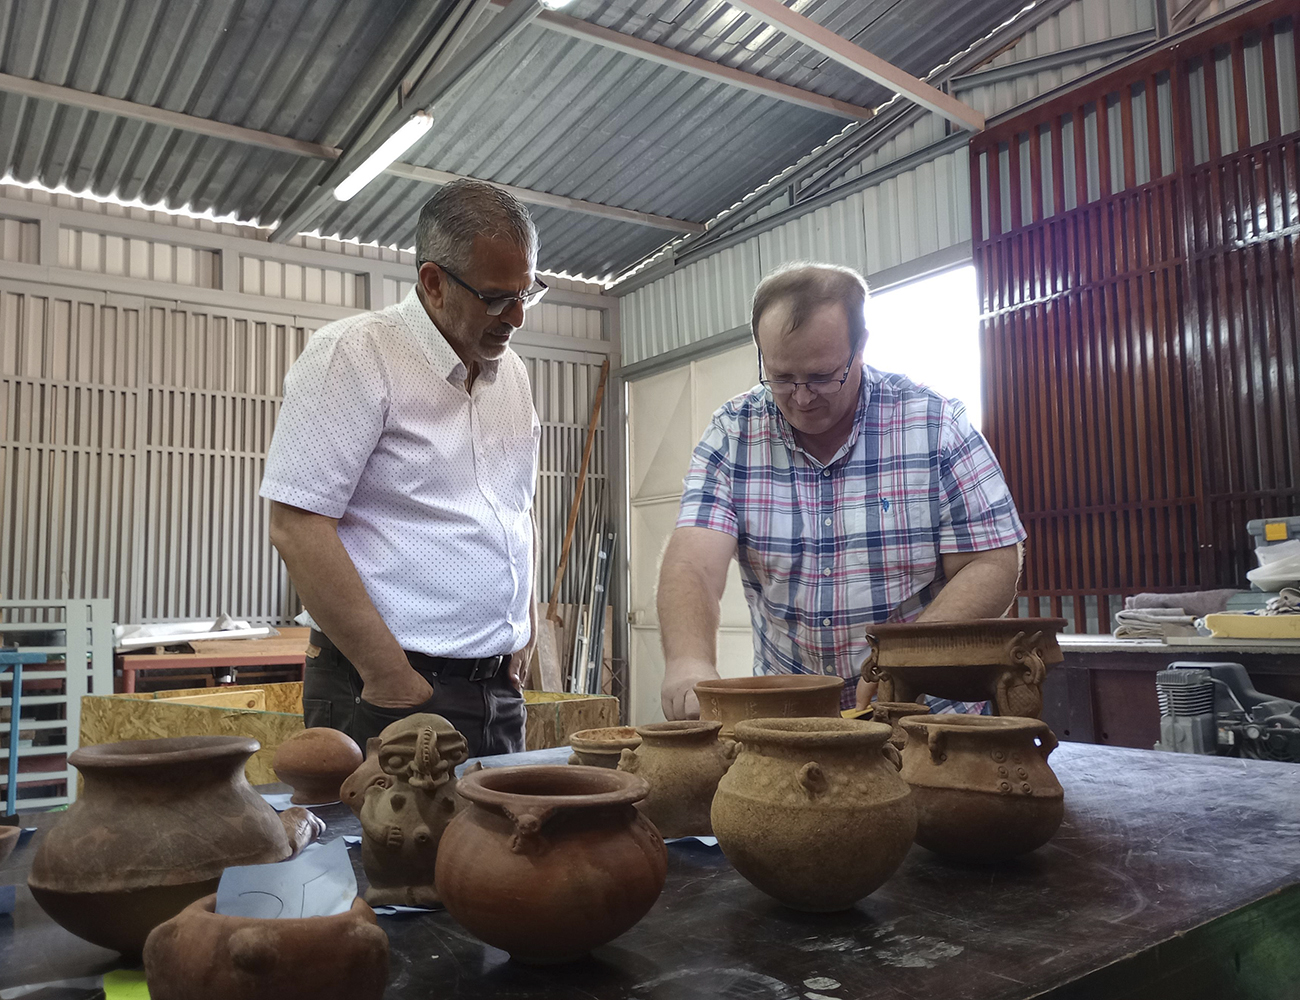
[[260, 289, 538, 658]]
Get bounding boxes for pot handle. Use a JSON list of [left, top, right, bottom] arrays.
[[927, 729, 948, 763], [862, 632, 883, 681], [503, 806, 555, 855], [279, 806, 325, 858], [1037, 729, 1059, 760], [797, 761, 827, 797], [880, 742, 903, 771], [618, 747, 639, 773]]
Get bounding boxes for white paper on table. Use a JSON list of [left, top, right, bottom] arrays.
[[216, 838, 356, 919], [260, 791, 339, 811], [664, 836, 719, 847]]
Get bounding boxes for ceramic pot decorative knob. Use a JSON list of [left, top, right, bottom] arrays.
[[143, 894, 389, 1000], [899, 714, 1064, 861], [435, 764, 667, 963], [711, 718, 915, 912], [617, 720, 735, 837], [28, 736, 323, 956], [272, 728, 363, 804]]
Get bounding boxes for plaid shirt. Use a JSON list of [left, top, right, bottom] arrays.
[[677, 366, 1026, 712]]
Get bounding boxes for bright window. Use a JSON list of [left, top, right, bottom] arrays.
[[864, 264, 983, 428]]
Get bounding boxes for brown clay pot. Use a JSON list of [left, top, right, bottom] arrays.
[[340, 738, 386, 816], [863, 618, 1067, 718], [694, 675, 843, 737], [435, 764, 667, 963], [0, 825, 19, 865], [617, 721, 736, 837], [272, 728, 363, 804], [899, 714, 1064, 861], [28, 736, 322, 956], [711, 718, 915, 912], [568, 726, 642, 768], [872, 701, 932, 749], [143, 893, 389, 1000]]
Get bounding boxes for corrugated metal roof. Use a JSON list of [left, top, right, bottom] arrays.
[[0, 0, 1035, 280]]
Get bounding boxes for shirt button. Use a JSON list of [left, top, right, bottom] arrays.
[[823, 517, 832, 526], [355, 697, 361, 704], [823, 568, 832, 577], [822, 617, 832, 627], [823, 469, 831, 477]]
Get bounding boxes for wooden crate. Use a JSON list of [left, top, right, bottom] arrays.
[[81, 683, 617, 783]]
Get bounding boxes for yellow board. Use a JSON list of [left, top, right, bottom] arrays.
[[165, 689, 266, 710], [1264, 521, 1290, 541], [1202, 613, 1300, 640]]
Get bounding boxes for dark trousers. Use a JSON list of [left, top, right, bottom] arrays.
[[302, 631, 526, 758]]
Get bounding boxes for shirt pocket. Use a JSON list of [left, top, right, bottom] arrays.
[[491, 434, 538, 513]]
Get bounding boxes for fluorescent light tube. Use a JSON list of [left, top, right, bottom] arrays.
[[333, 112, 434, 201], [539, 0, 576, 8]]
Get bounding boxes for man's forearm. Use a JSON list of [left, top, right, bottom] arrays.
[[271, 513, 408, 684], [658, 565, 722, 668], [917, 547, 1021, 622]]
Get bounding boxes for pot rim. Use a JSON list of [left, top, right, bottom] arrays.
[[70, 735, 260, 770], [634, 720, 722, 740], [694, 674, 844, 696], [732, 717, 893, 746], [865, 617, 1067, 639], [457, 764, 650, 811], [568, 726, 643, 752], [898, 715, 1052, 737]]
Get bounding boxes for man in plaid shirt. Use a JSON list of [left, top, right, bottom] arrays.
[[658, 263, 1026, 720]]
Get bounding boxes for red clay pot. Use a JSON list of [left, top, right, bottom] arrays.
[[435, 764, 666, 963], [143, 894, 388, 1000], [272, 728, 363, 804]]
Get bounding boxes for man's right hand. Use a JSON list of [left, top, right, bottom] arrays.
[[360, 665, 433, 708], [661, 659, 720, 721]]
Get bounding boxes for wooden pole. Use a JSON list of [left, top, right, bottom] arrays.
[[547, 357, 609, 622]]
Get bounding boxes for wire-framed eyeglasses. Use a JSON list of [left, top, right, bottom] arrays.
[[758, 353, 855, 397], [419, 260, 548, 316]]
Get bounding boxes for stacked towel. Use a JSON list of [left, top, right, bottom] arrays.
[[1113, 607, 1200, 639]]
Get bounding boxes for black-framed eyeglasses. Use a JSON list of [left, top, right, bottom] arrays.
[[419, 260, 548, 316], [758, 352, 855, 397]]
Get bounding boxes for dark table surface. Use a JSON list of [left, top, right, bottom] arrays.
[[3, 742, 1300, 1000]]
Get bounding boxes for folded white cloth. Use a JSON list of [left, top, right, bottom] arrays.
[[1113, 608, 1199, 639]]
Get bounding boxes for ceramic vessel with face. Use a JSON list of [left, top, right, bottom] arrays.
[[899, 714, 1064, 860], [28, 736, 322, 956], [435, 764, 667, 963], [711, 718, 915, 911]]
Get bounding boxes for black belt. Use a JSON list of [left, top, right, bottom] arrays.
[[310, 630, 508, 682]]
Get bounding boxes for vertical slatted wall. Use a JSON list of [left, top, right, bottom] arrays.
[[971, 1, 1300, 631]]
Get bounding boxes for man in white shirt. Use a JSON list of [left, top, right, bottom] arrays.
[[261, 180, 545, 756]]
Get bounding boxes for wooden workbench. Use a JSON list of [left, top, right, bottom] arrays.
[[2, 743, 1299, 999]]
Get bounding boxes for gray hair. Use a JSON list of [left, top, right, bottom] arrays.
[[415, 179, 537, 274], [750, 262, 870, 353]]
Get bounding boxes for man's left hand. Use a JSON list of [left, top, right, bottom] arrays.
[[508, 644, 532, 691]]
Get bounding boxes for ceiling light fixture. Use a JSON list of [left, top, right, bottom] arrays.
[[333, 112, 434, 202], [538, 0, 576, 9]]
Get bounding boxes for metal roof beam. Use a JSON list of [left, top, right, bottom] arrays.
[[0, 70, 703, 235], [385, 163, 705, 233], [488, 2, 876, 122], [726, 0, 985, 132], [267, 0, 545, 243]]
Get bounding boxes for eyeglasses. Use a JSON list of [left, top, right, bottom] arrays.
[[419, 260, 548, 316], [758, 353, 855, 397]]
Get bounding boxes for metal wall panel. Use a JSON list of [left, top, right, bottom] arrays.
[[0, 216, 39, 263], [239, 256, 367, 308], [59, 227, 220, 288]]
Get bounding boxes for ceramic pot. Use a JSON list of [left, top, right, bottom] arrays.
[[435, 764, 667, 963], [863, 618, 1067, 718], [0, 825, 19, 865], [871, 702, 932, 749], [340, 738, 386, 816], [617, 721, 736, 837], [899, 715, 1064, 861], [28, 736, 323, 956], [694, 675, 843, 737], [143, 894, 389, 1000], [568, 726, 642, 768], [272, 728, 363, 804], [712, 718, 915, 912]]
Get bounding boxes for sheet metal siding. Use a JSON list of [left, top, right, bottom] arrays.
[[1, 195, 612, 623]]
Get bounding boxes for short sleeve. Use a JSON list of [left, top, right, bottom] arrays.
[[937, 398, 1026, 553], [676, 415, 739, 537], [259, 327, 389, 518]]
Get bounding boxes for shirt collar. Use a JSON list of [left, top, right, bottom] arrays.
[[765, 364, 874, 464], [397, 287, 500, 388]]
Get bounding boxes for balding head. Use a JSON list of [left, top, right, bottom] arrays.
[[750, 262, 869, 353]]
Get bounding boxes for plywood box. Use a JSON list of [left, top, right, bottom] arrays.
[[81, 683, 618, 783]]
